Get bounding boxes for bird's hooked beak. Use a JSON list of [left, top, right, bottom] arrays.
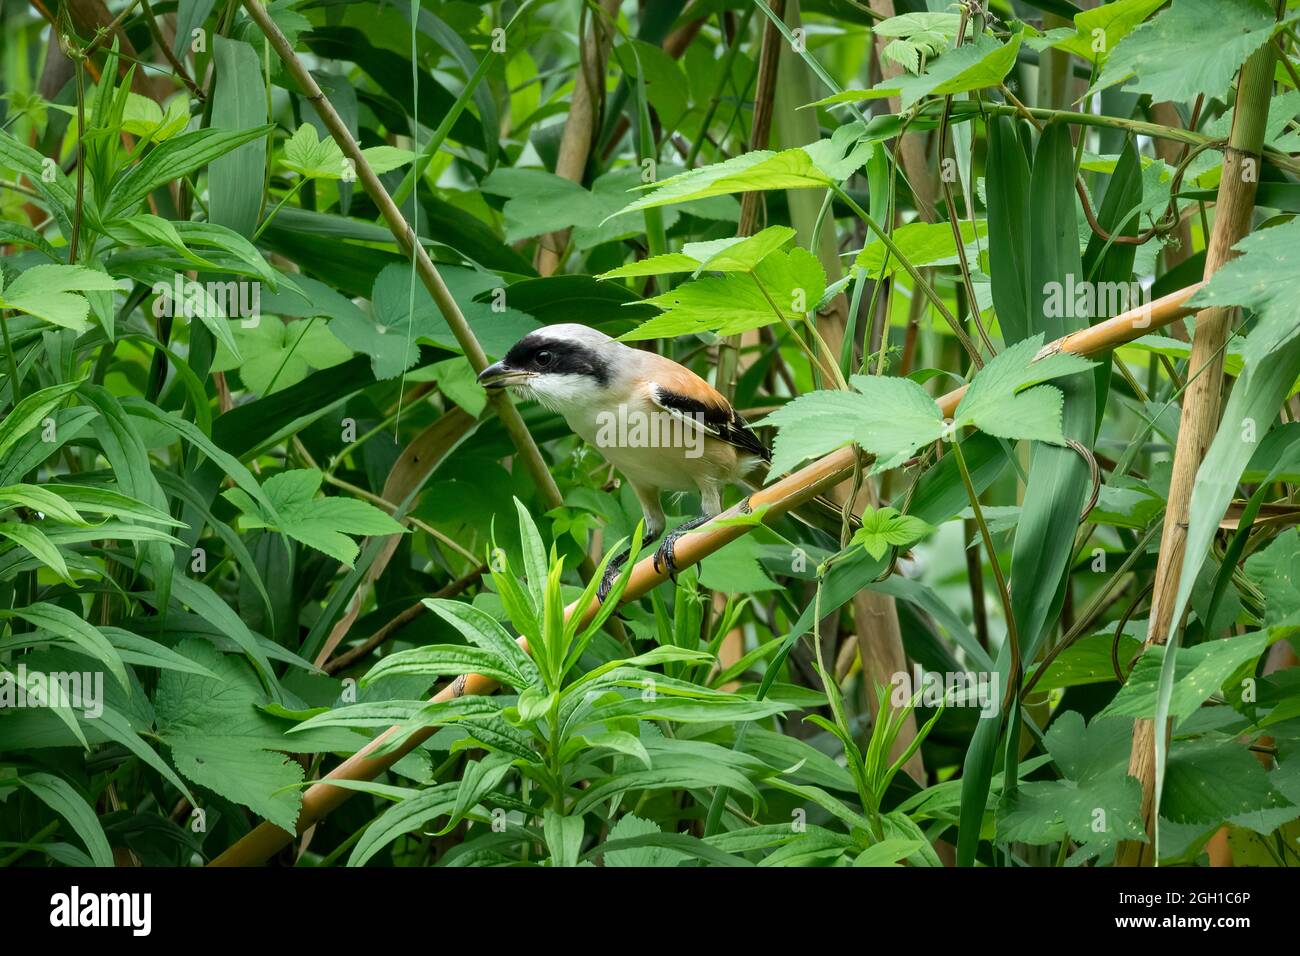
[[477, 361, 535, 390]]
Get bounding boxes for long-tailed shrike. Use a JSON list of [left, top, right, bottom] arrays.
[[478, 323, 845, 597]]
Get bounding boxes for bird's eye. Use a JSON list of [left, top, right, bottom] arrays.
[[535, 349, 554, 368]]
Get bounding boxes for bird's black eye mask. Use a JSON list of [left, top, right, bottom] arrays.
[[504, 336, 611, 387]]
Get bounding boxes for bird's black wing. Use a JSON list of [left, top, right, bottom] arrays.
[[650, 384, 772, 463]]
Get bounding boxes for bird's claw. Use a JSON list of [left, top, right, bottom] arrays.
[[653, 530, 683, 581], [596, 550, 629, 604], [652, 515, 711, 582]]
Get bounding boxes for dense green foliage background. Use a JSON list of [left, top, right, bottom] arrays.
[[2, 0, 1300, 868]]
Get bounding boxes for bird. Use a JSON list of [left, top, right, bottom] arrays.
[[477, 323, 851, 599]]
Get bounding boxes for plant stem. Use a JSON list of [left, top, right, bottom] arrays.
[[832, 185, 984, 368], [952, 434, 1020, 715], [0, 311, 21, 404], [68, 56, 87, 264], [251, 177, 308, 241]]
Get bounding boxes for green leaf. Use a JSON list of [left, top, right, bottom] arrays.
[[953, 334, 1096, 443], [985, 115, 1033, 345], [210, 316, 352, 396], [280, 123, 413, 181], [361, 644, 531, 690], [346, 783, 460, 866], [423, 597, 539, 688], [854, 219, 987, 279], [106, 124, 273, 217], [18, 771, 114, 867], [0, 602, 128, 691], [1162, 739, 1291, 825], [1245, 529, 1300, 629], [154, 639, 358, 828], [1030, 0, 1165, 66], [1190, 217, 1300, 320], [764, 375, 944, 475], [817, 34, 1023, 110], [223, 468, 405, 567], [852, 506, 935, 560], [0, 381, 80, 462], [602, 815, 689, 867], [1093, 0, 1282, 104], [121, 90, 190, 142], [543, 810, 586, 867], [0, 265, 119, 332], [612, 123, 875, 216], [995, 713, 1146, 850], [1161, 223, 1300, 694], [619, 247, 826, 341], [169, 736, 305, 834], [0, 521, 72, 582], [328, 263, 536, 380], [873, 13, 962, 74], [1100, 633, 1269, 722], [209, 36, 266, 237]]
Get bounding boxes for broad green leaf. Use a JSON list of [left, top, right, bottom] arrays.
[[873, 13, 961, 75], [328, 263, 536, 380], [169, 736, 304, 834], [1245, 530, 1300, 629], [995, 713, 1146, 850], [816, 34, 1023, 110], [854, 219, 987, 278], [154, 639, 358, 827], [619, 246, 826, 340], [0, 265, 119, 332], [280, 123, 413, 180], [543, 810, 585, 867], [1100, 633, 1269, 722], [953, 334, 1096, 443], [764, 375, 944, 475], [223, 468, 405, 567], [210, 316, 352, 395], [1093, 0, 1282, 104], [852, 506, 935, 560], [1029, 0, 1165, 65], [602, 815, 688, 867], [121, 90, 190, 141], [209, 36, 265, 237], [612, 122, 875, 216], [1162, 740, 1291, 825]]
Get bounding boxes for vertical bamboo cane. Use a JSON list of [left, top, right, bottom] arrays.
[[1114, 42, 1276, 867]]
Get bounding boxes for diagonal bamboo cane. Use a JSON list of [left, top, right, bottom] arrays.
[[209, 283, 1203, 866], [239, 0, 565, 517]]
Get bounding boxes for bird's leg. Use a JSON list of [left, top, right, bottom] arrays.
[[652, 514, 712, 581], [597, 483, 665, 604], [653, 484, 722, 582]]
